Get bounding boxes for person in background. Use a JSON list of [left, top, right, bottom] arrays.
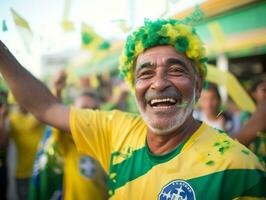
[[194, 83, 241, 135], [30, 69, 108, 200], [194, 83, 226, 131], [0, 17, 265, 199], [234, 76, 266, 162], [8, 104, 45, 200], [0, 86, 45, 200]]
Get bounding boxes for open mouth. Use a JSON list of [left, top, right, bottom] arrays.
[[149, 98, 177, 108]]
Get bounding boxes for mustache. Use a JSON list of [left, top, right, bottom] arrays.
[[145, 88, 182, 102]]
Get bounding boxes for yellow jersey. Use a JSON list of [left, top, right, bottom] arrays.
[[53, 129, 108, 200], [70, 108, 266, 200], [9, 110, 45, 178]]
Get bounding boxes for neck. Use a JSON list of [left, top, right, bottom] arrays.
[[146, 116, 200, 155]]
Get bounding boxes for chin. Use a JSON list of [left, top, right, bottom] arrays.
[[146, 123, 180, 135], [138, 102, 194, 136]]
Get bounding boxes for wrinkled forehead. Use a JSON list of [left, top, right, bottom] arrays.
[[135, 45, 195, 72]]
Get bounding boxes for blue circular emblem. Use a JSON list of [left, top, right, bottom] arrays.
[[79, 156, 97, 179], [158, 180, 196, 200]]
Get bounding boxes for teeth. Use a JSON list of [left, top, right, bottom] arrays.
[[150, 98, 176, 105]]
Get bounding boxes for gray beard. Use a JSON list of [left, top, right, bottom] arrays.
[[136, 89, 196, 135]]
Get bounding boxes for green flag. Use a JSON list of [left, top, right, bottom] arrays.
[[81, 22, 104, 51]]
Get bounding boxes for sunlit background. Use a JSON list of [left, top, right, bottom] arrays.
[[1, 0, 266, 100], [0, 0, 205, 76]]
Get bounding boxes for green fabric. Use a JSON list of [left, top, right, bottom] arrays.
[[108, 139, 266, 198], [29, 127, 63, 200], [108, 137, 190, 196], [82, 32, 93, 45], [239, 111, 266, 163], [188, 169, 266, 199], [240, 111, 251, 124]]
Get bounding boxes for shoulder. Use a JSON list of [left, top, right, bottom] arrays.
[[70, 107, 142, 124], [195, 123, 265, 171]]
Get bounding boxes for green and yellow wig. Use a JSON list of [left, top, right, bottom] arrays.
[[119, 18, 208, 90]]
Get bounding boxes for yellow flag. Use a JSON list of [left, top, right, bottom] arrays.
[[62, 20, 74, 32], [81, 22, 103, 51], [208, 22, 226, 53], [10, 8, 33, 52], [207, 64, 256, 113], [62, 0, 74, 31]]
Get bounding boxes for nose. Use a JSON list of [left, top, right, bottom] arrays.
[[151, 71, 171, 91]]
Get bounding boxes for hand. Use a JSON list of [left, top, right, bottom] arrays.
[[52, 69, 67, 92]]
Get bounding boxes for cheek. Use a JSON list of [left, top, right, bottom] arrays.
[[170, 78, 195, 96], [258, 90, 266, 97], [135, 80, 149, 102]]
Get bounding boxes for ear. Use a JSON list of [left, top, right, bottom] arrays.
[[195, 75, 204, 101]]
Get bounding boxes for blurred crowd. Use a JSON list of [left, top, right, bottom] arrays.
[[0, 68, 265, 200]]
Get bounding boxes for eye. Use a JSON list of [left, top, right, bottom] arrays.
[[137, 69, 155, 79], [168, 64, 187, 75]]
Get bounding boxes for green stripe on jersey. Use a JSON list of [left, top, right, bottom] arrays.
[[187, 169, 266, 199], [108, 141, 186, 196], [108, 142, 266, 198]]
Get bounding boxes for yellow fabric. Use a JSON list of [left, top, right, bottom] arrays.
[[52, 129, 108, 200], [70, 108, 265, 199], [70, 108, 146, 173], [9, 111, 45, 178], [112, 124, 264, 199]]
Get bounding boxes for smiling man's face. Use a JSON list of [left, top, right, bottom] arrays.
[[134, 45, 202, 135]]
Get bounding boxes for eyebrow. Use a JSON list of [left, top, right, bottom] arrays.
[[165, 58, 187, 69], [135, 57, 191, 74], [138, 61, 155, 69], [135, 61, 155, 74]]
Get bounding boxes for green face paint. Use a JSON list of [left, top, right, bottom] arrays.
[[216, 109, 223, 118], [176, 101, 189, 108]]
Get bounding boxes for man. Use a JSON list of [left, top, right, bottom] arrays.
[[0, 19, 265, 199]]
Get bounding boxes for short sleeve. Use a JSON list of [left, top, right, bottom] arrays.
[[70, 107, 113, 172]]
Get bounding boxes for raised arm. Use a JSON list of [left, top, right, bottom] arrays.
[[234, 99, 266, 146], [0, 40, 70, 132]]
